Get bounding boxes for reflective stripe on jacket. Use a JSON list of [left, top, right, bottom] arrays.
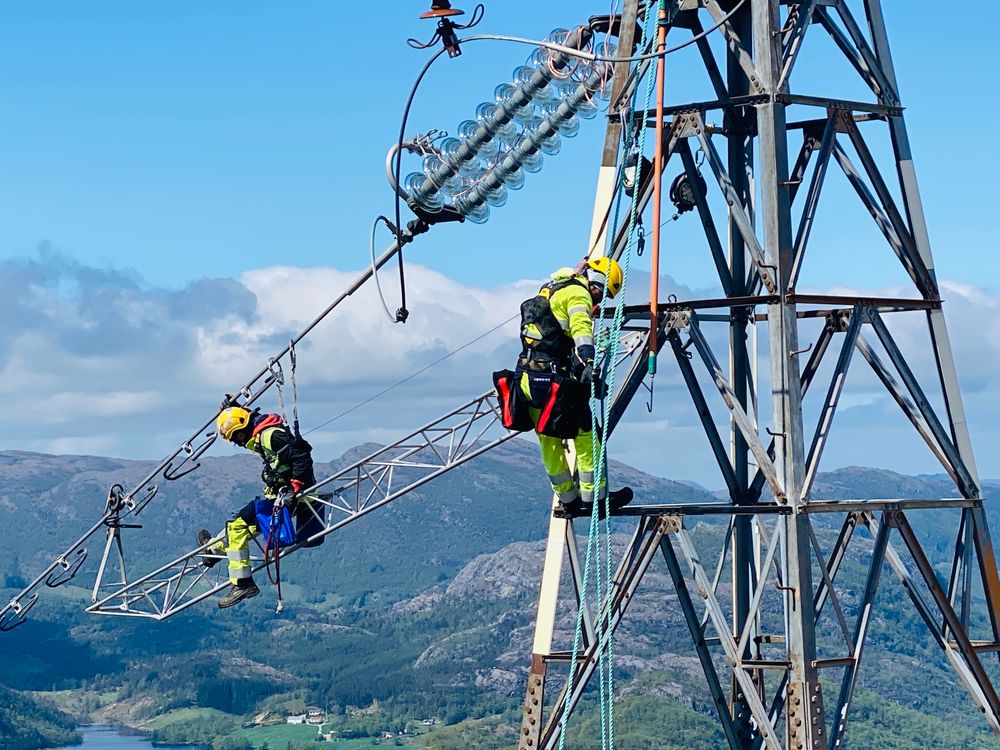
[[246, 420, 316, 493], [546, 268, 594, 352]]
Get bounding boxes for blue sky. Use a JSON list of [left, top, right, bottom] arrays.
[[0, 1, 998, 487]]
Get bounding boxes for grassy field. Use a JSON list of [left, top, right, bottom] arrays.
[[230, 723, 417, 747], [143, 706, 236, 729], [30, 696, 420, 749]]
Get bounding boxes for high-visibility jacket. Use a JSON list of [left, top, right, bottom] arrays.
[[519, 268, 594, 367], [245, 415, 316, 497]]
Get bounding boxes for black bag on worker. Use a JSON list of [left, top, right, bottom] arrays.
[[519, 370, 590, 439]]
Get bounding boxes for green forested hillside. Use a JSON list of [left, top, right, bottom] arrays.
[[0, 684, 79, 750], [0, 447, 998, 749]]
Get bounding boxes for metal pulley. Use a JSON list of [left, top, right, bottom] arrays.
[[668, 171, 706, 214]]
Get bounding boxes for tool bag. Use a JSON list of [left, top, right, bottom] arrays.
[[523, 370, 590, 439], [494, 369, 590, 439], [254, 496, 326, 547], [254, 497, 296, 546]]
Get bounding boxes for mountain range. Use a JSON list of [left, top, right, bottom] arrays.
[[1, 443, 998, 749]]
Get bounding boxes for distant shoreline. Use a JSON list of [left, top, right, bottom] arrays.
[[52, 723, 201, 749]]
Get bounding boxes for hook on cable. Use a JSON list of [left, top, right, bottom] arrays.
[[163, 433, 216, 481], [0, 593, 38, 632], [128, 484, 160, 516], [642, 377, 655, 413], [267, 358, 285, 387], [45, 548, 88, 588]]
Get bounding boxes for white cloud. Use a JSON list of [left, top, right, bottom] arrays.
[[196, 263, 535, 388], [31, 391, 166, 423], [836, 391, 884, 411], [37, 435, 120, 456], [0, 250, 997, 487], [0, 253, 535, 466]]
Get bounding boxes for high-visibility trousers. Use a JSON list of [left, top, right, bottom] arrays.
[[225, 502, 258, 586], [519, 375, 606, 504], [221, 496, 323, 585]]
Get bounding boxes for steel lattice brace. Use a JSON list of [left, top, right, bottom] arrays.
[[515, 1, 1000, 749], [82, 317, 657, 621], [86, 391, 517, 620]]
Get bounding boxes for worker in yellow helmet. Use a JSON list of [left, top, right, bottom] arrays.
[[198, 403, 321, 608], [494, 256, 632, 518]]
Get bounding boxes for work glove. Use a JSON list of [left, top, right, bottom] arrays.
[[289, 479, 304, 494], [592, 373, 608, 400], [579, 365, 607, 399], [575, 344, 596, 382]]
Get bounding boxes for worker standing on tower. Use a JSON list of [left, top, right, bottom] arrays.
[[198, 405, 322, 608], [495, 257, 633, 518]]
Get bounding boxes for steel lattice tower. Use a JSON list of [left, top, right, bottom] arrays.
[[1, 4, 996, 747], [516, 2, 1000, 749]]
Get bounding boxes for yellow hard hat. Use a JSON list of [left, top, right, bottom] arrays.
[[217, 406, 252, 441], [586, 256, 624, 298]]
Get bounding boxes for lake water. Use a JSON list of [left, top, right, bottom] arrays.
[[59, 724, 200, 749]]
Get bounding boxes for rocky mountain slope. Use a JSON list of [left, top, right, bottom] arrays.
[[1, 445, 998, 748]]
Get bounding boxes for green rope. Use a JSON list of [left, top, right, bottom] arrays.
[[556, 5, 661, 749]]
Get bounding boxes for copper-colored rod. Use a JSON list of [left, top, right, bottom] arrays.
[[648, 3, 667, 375]]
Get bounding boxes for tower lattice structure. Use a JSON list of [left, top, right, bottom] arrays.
[[515, 2, 1000, 749]]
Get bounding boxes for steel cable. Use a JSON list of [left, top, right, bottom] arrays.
[[303, 312, 518, 435]]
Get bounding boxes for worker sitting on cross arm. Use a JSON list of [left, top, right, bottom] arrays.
[[198, 404, 322, 608], [494, 256, 633, 518]]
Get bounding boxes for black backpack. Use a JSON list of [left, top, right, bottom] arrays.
[[519, 277, 588, 361]]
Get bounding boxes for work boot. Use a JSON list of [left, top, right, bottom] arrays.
[[197, 529, 223, 569], [553, 495, 586, 519], [553, 487, 634, 520], [607, 486, 634, 511], [218, 580, 260, 609]]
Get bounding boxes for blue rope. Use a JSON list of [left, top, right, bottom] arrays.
[[556, 5, 661, 749]]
